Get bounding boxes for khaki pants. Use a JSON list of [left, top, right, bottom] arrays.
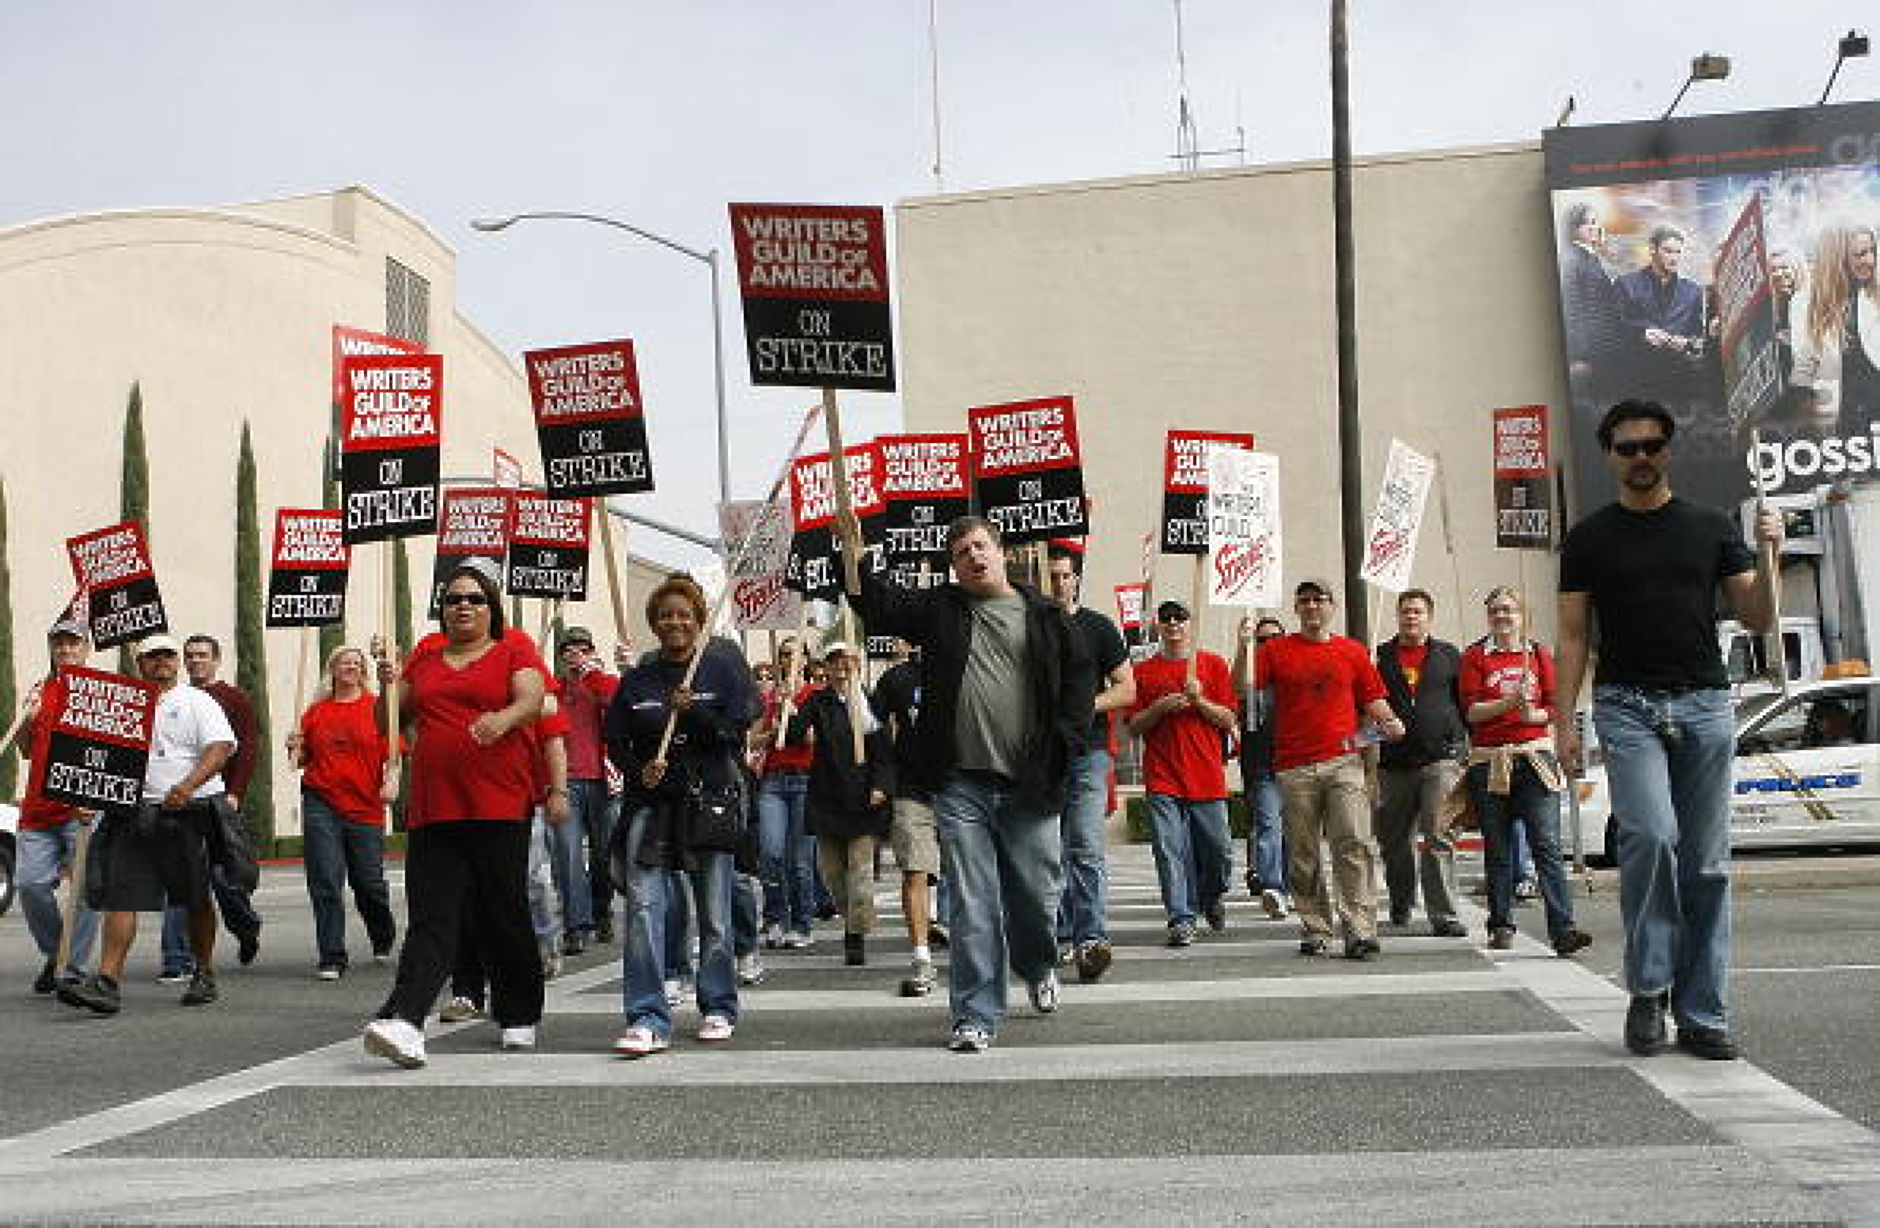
[[817, 834, 876, 936], [1278, 753, 1378, 940]]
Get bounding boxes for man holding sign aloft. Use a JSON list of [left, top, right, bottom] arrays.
[[835, 509, 1093, 1053]]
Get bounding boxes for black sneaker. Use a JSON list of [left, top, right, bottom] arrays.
[[33, 960, 57, 995], [1388, 908, 1412, 928], [1166, 923, 1196, 948], [1075, 940, 1114, 984], [844, 933, 866, 966], [1675, 1023, 1738, 1061], [181, 969, 219, 1006], [928, 923, 949, 949], [1552, 929, 1593, 958], [1203, 902, 1228, 934], [594, 916, 615, 944], [1624, 992, 1668, 1055], [561, 932, 587, 958], [1431, 919, 1469, 939], [58, 974, 121, 1016], [1298, 937, 1328, 957], [1343, 935, 1381, 961], [237, 931, 261, 967]]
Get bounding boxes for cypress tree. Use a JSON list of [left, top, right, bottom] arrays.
[[318, 435, 344, 665], [0, 477, 15, 799], [235, 423, 275, 848], [117, 383, 150, 675]]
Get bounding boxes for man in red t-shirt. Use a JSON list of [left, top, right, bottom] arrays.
[[1255, 579, 1404, 959], [14, 617, 99, 993], [1126, 600, 1239, 946], [549, 627, 621, 952]]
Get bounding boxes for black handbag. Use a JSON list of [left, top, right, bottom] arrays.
[[682, 761, 748, 855], [208, 795, 260, 893]]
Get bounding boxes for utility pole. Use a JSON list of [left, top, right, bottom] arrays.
[[1331, 0, 1367, 641]]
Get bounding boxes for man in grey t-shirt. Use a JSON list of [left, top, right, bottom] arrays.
[[838, 511, 1093, 1053]]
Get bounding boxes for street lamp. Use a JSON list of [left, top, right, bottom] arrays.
[[469, 211, 732, 512], [1663, 53, 1731, 119], [1819, 30, 1870, 105]]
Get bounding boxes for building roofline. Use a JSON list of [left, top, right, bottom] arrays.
[[0, 204, 355, 253], [898, 139, 1542, 211]]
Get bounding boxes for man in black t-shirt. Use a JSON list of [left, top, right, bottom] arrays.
[[1557, 399, 1781, 1062], [1045, 543, 1135, 983], [870, 645, 944, 996]]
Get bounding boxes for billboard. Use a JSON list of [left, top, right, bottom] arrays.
[[1543, 100, 1880, 514]]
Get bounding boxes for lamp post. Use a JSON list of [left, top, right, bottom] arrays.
[[1820, 30, 1870, 105], [1663, 53, 1731, 119], [1330, 0, 1367, 641], [469, 211, 732, 511]]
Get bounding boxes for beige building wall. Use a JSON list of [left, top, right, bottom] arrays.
[[894, 142, 1574, 656], [0, 187, 680, 837]]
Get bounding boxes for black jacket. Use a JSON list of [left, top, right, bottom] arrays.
[[1374, 637, 1467, 769], [788, 686, 893, 839], [869, 658, 928, 801], [852, 570, 1093, 813]]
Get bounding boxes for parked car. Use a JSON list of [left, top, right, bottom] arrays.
[[1570, 677, 1880, 866], [0, 801, 18, 916]]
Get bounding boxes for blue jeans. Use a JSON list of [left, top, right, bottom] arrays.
[[1510, 821, 1535, 883], [1144, 794, 1234, 927], [757, 772, 816, 935], [1593, 685, 1735, 1030], [1056, 747, 1111, 946], [547, 780, 604, 937], [1242, 771, 1287, 893], [617, 807, 737, 1036], [301, 792, 397, 969], [1468, 760, 1576, 939], [18, 820, 99, 978], [161, 863, 261, 975], [733, 874, 761, 957], [934, 770, 1062, 1034]]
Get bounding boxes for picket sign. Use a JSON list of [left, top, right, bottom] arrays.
[[650, 402, 825, 775]]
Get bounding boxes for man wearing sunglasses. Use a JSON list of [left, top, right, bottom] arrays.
[[1557, 399, 1783, 1062]]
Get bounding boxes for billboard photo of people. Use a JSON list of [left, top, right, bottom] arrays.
[[1544, 100, 1880, 514]]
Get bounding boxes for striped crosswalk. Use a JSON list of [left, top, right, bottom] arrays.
[[0, 848, 1877, 1223]]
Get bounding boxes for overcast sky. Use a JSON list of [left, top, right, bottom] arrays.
[[4, 1, 1875, 563]]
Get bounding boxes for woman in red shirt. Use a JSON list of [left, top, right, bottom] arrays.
[[288, 646, 397, 981], [363, 560, 547, 1069], [1459, 587, 1591, 958]]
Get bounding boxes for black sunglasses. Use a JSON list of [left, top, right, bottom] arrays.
[[1611, 437, 1668, 458], [441, 591, 490, 607]]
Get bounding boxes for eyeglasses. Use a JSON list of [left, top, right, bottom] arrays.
[[1611, 437, 1668, 458], [441, 592, 490, 607], [1255, 634, 1280, 645], [1296, 594, 1331, 605], [1158, 612, 1190, 623]]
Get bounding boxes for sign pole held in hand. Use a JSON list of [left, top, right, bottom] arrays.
[[1186, 555, 1208, 685], [596, 502, 632, 649], [381, 542, 400, 767], [822, 387, 863, 595], [1748, 427, 1788, 696]]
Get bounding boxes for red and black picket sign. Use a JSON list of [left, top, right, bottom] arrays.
[[525, 338, 656, 497], [1491, 406, 1553, 549], [330, 326, 422, 480], [430, 488, 513, 616], [266, 509, 349, 629], [1115, 582, 1148, 648], [28, 665, 159, 814], [967, 396, 1089, 545], [787, 446, 885, 602], [66, 521, 167, 650], [506, 495, 591, 600], [1162, 430, 1255, 555], [878, 433, 969, 572], [728, 203, 895, 393], [339, 352, 443, 544]]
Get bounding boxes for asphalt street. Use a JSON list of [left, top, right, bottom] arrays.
[[0, 848, 1878, 1224]]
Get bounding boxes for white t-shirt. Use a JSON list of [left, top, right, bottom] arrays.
[[142, 684, 236, 802]]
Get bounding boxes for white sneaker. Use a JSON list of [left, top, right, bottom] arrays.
[[780, 931, 813, 950], [698, 1014, 735, 1042], [1260, 888, 1288, 920], [736, 953, 764, 986], [613, 1026, 670, 1059], [499, 1026, 537, 1051], [316, 966, 343, 982], [763, 923, 784, 949], [948, 1024, 992, 1053], [363, 1017, 427, 1069], [1028, 970, 1061, 1015], [438, 995, 484, 1024], [663, 978, 683, 1008]]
